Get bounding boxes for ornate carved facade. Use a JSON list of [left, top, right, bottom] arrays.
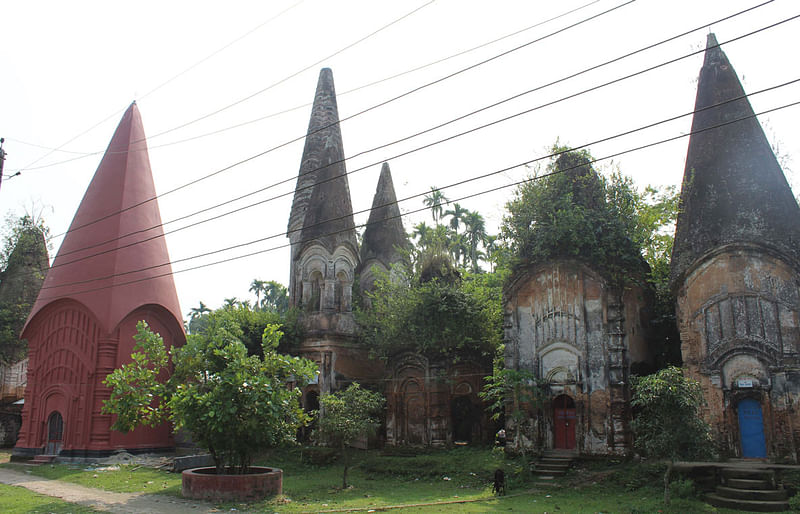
[[671, 34, 800, 461], [288, 69, 490, 445], [504, 261, 653, 455]]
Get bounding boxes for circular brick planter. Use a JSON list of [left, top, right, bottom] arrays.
[[181, 466, 282, 501]]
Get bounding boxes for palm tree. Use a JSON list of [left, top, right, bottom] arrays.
[[463, 210, 487, 272], [423, 187, 449, 226], [444, 202, 468, 234], [188, 301, 211, 322], [249, 279, 266, 310], [262, 281, 289, 314], [412, 221, 431, 245], [187, 301, 212, 335], [223, 297, 239, 309]]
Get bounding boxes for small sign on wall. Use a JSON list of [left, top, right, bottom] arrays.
[[737, 378, 754, 388]]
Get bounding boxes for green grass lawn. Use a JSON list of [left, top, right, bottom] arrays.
[[0, 447, 753, 513]]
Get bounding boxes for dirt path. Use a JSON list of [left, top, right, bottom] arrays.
[[0, 468, 215, 513]]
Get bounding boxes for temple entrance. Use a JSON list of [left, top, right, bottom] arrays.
[[299, 390, 319, 442], [737, 398, 767, 458], [451, 396, 477, 443], [404, 381, 425, 445], [553, 395, 576, 450], [46, 411, 63, 455]]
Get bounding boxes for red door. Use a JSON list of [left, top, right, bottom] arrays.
[[553, 395, 576, 449], [46, 411, 63, 455]]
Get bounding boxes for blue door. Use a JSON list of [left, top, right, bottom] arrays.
[[738, 398, 767, 458]]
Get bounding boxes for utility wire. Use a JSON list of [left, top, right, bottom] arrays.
[[44, 13, 796, 265], [145, 0, 437, 141], [33, 89, 800, 297], [39, 0, 637, 240], [8, 0, 604, 173]]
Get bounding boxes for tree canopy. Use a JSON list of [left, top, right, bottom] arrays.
[[0, 214, 50, 364], [356, 262, 500, 365], [502, 147, 650, 285], [103, 319, 317, 474]]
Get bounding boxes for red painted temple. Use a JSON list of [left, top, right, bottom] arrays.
[[13, 103, 185, 459]]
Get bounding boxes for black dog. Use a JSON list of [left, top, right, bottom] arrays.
[[493, 468, 506, 495]]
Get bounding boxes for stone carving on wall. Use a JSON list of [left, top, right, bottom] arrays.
[[697, 293, 796, 370]]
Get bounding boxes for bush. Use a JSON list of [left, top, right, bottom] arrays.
[[669, 478, 695, 499]]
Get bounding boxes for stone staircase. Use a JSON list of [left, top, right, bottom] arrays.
[[533, 449, 576, 481], [29, 454, 57, 465], [706, 467, 789, 512]]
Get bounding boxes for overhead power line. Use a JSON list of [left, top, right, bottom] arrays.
[[8, 0, 429, 175], [39, 0, 645, 241], [32, 87, 800, 298], [44, 12, 796, 266], [14, 0, 305, 175]]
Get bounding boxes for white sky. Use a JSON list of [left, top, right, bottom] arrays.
[[1, 0, 798, 319]]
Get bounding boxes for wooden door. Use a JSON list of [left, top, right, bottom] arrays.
[[553, 395, 576, 450]]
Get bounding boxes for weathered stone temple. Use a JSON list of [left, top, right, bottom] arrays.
[[671, 34, 800, 460], [287, 68, 489, 446]]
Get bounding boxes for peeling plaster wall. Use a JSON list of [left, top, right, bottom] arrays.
[[676, 246, 800, 461], [503, 261, 654, 455]]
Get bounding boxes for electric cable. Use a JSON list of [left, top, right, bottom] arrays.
[[34, 0, 635, 241], [43, 14, 798, 267], [31, 91, 800, 300], [7, 0, 426, 175], [6, 0, 604, 173]]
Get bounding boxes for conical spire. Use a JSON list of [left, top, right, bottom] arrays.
[[359, 162, 409, 267], [25, 103, 183, 333], [671, 34, 800, 286], [287, 68, 357, 257]]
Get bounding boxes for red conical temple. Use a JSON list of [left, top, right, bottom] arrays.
[[14, 103, 185, 459]]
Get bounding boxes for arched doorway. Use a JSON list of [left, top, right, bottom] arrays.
[[451, 396, 476, 443], [552, 395, 576, 450], [46, 411, 63, 455], [299, 390, 319, 442], [737, 398, 767, 458], [404, 380, 425, 445]]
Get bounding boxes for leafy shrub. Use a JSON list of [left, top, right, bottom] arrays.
[[670, 478, 695, 499]]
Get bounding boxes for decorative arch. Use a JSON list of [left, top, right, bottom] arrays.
[[539, 342, 581, 384]]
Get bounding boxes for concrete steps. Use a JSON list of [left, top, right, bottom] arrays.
[[533, 450, 576, 480], [706, 467, 788, 512], [29, 454, 57, 465]]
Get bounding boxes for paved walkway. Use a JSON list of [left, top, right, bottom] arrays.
[[0, 468, 214, 513]]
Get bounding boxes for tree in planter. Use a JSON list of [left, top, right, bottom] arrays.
[[103, 317, 317, 474], [631, 366, 712, 505], [314, 383, 384, 489]]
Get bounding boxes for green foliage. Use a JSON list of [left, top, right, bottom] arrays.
[[479, 368, 543, 458], [315, 383, 384, 488], [103, 320, 317, 474], [503, 146, 672, 286], [356, 265, 499, 365], [102, 322, 169, 431], [250, 279, 289, 314], [631, 366, 712, 462], [0, 214, 50, 364], [185, 301, 303, 356]]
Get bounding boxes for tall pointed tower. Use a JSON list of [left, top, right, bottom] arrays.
[[357, 162, 409, 303], [14, 103, 185, 459], [672, 34, 800, 460], [287, 69, 380, 405]]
